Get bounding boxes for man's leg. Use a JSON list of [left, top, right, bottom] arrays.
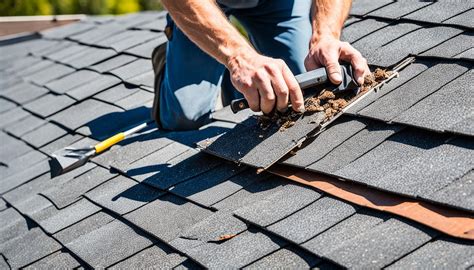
[[159, 15, 226, 130], [232, 0, 313, 75]]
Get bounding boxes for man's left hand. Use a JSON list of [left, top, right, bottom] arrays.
[[304, 35, 370, 86]]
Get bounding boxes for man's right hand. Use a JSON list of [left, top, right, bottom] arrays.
[[227, 50, 305, 114]]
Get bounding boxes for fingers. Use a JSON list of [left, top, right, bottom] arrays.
[[270, 70, 290, 113], [243, 89, 260, 112], [255, 70, 276, 114], [340, 42, 370, 85], [304, 54, 319, 71], [282, 64, 305, 113]]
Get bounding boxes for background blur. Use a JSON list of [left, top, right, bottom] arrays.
[[0, 0, 163, 16]]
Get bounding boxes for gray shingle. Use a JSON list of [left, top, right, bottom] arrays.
[[85, 175, 164, 215], [94, 83, 141, 103], [212, 175, 286, 211], [234, 183, 322, 227], [345, 61, 431, 115], [0, 198, 6, 211], [65, 47, 117, 69], [388, 238, 474, 269], [45, 44, 89, 62], [376, 137, 473, 201], [45, 70, 101, 94], [40, 133, 84, 155], [334, 129, 445, 190], [96, 30, 161, 52], [109, 58, 153, 81], [169, 163, 244, 206], [0, 227, 61, 269], [42, 166, 115, 209], [4, 114, 45, 138], [394, 69, 473, 135], [114, 88, 154, 109], [16, 60, 54, 77], [349, 0, 393, 16], [0, 160, 49, 194], [307, 123, 402, 174], [66, 219, 154, 268], [0, 135, 34, 164], [53, 211, 115, 245], [30, 198, 101, 234], [422, 34, 474, 59], [66, 74, 121, 101], [0, 255, 8, 270], [443, 9, 474, 28], [88, 54, 138, 73], [404, 2, 474, 24], [23, 93, 76, 118], [50, 99, 121, 130], [21, 122, 67, 148], [134, 148, 223, 190], [123, 194, 213, 242], [70, 22, 126, 44], [301, 210, 387, 257], [126, 70, 155, 87], [1, 82, 48, 105], [134, 18, 167, 32], [41, 22, 95, 39], [367, 26, 463, 67], [359, 63, 468, 122], [202, 112, 326, 169], [171, 228, 286, 269], [325, 218, 436, 268], [211, 105, 255, 124], [282, 117, 367, 168], [426, 170, 474, 211], [0, 208, 29, 244], [341, 19, 388, 43], [0, 98, 16, 113], [267, 197, 357, 244], [1, 149, 45, 180], [109, 244, 187, 269], [0, 107, 30, 128], [23, 251, 81, 269], [26, 63, 75, 86], [93, 130, 174, 169], [244, 246, 321, 269], [125, 34, 168, 58], [368, 0, 432, 19], [456, 48, 474, 60]]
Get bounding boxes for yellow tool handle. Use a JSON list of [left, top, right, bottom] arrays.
[[94, 133, 125, 154]]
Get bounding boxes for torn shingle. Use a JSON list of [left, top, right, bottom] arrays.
[[66, 219, 154, 268]]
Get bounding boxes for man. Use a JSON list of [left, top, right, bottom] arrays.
[[156, 0, 370, 130]]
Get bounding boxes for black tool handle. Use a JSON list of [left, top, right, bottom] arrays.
[[230, 67, 329, 113]]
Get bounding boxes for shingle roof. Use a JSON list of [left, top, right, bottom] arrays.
[[0, 2, 473, 269]]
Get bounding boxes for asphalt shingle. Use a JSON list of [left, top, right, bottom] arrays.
[[85, 175, 164, 215], [26, 63, 75, 86], [341, 19, 388, 43], [349, 0, 392, 16], [367, 0, 432, 19], [110, 244, 187, 269], [0, 227, 61, 269], [426, 170, 474, 211], [244, 246, 321, 269], [403, 1, 474, 24], [45, 70, 101, 94], [393, 69, 473, 135], [23, 251, 81, 269], [23, 93, 76, 118], [66, 74, 121, 101], [422, 34, 474, 59], [125, 34, 168, 58], [109, 58, 153, 81], [20, 121, 67, 148], [0, 107, 30, 128], [443, 9, 474, 29], [4, 114, 45, 138], [0, 161, 49, 194], [123, 194, 213, 242], [66, 219, 154, 268], [267, 197, 357, 244], [41, 22, 95, 39], [359, 63, 468, 122], [96, 30, 161, 52], [1, 82, 48, 105], [62, 47, 117, 69], [234, 183, 322, 227], [88, 54, 138, 73]]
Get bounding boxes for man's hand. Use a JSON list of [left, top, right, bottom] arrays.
[[227, 50, 305, 114], [305, 35, 370, 85], [309, 0, 370, 85]]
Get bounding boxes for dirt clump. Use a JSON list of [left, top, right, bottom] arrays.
[[257, 68, 392, 131]]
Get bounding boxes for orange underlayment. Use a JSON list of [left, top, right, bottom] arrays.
[[270, 165, 474, 241]]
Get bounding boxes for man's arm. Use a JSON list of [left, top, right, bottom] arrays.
[[306, 0, 370, 85], [161, 0, 305, 114]]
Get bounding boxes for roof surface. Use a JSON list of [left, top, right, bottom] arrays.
[[0, 1, 473, 269]]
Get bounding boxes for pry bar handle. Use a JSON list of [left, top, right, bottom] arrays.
[[230, 67, 329, 113]]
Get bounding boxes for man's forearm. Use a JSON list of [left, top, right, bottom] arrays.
[[161, 0, 254, 67], [312, 0, 351, 41]]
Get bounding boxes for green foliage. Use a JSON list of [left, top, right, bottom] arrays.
[[0, 0, 163, 16]]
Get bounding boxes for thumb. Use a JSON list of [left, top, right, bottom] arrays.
[[326, 61, 342, 84]]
